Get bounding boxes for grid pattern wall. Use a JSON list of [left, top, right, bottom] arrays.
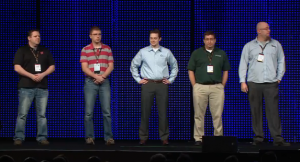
[[0, 0, 37, 137], [39, 0, 117, 138], [194, 0, 300, 142], [114, 0, 191, 140], [1, 0, 299, 141]]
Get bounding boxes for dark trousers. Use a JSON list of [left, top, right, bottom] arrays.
[[139, 82, 169, 141], [248, 82, 284, 142]]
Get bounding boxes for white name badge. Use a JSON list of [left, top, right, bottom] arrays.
[[94, 63, 100, 73], [35, 64, 41, 72], [207, 65, 213, 73], [257, 54, 264, 62]]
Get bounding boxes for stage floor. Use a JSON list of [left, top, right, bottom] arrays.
[[0, 140, 300, 162]]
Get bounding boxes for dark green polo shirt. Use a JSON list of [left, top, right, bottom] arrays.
[[187, 47, 231, 84]]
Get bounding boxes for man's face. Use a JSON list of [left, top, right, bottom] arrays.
[[203, 35, 216, 48], [258, 23, 271, 38], [28, 31, 41, 45], [90, 30, 102, 43], [150, 33, 161, 47]]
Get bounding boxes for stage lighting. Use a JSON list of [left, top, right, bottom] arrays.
[[0, 155, 14, 162], [53, 155, 68, 162], [87, 156, 101, 162], [23, 157, 37, 162]]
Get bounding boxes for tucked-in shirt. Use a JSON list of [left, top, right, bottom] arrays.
[[80, 43, 114, 75], [187, 47, 231, 84], [130, 45, 178, 83], [13, 44, 55, 89], [239, 38, 285, 83]]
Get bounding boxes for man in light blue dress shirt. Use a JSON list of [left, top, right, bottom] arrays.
[[239, 22, 290, 146], [130, 29, 178, 145]]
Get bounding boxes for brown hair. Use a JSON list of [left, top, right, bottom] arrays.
[[27, 29, 40, 37], [89, 26, 101, 35], [203, 30, 216, 39], [150, 28, 161, 38]]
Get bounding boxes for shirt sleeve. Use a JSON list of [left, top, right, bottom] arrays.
[[276, 42, 285, 81], [108, 47, 114, 63], [13, 48, 23, 65], [80, 48, 88, 63], [167, 50, 178, 84], [222, 53, 231, 71], [238, 44, 249, 83], [187, 51, 196, 71], [130, 50, 143, 83]]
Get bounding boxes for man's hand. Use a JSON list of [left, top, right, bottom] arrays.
[[241, 82, 248, 93], [278, 80, 281, 84], [139, 79, 148, 84], [93, 75, 105, 84], [31, 73, 45, 82], [162, 79, 171, 85]]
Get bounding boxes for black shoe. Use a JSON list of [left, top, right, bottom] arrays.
[[139, 140, 146, 145], [162, 140, 169, 146], [273, 141, 291, 146], [14, 140, 22, 146], [252, 141, 263, 146], [195, 141, 202, 146]]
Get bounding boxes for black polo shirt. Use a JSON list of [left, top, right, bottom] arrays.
[[13, 44, 55, 89], [187, 47, 231, 84]]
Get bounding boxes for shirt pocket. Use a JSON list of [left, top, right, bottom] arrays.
[[157, 54, 168, 65], [249, 46, 260, 61]]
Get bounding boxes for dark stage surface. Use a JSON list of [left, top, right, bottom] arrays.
[[1, 139, 300, 162]]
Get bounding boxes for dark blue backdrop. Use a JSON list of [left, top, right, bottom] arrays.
[[0, 0, 299, 141]]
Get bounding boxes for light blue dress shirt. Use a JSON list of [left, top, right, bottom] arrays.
[[239, 38, 285, 83], [130, 45, 178, 83]]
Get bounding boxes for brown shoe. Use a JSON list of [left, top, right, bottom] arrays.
[[139, 140, 146, 145], [38, 140, 49, 145], [86, 138, 95, 145], [162, 140, 169, 146], [105, 138, 115, 145], [14, 140, 22, 145]]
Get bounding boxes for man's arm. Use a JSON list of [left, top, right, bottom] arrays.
[[167, 51, 179, 84], [222, 71, 228, 86], [276, 42, 285, 83], [188, 70, 196, 86], [14, 65, 36, 80], [130, 50, 143, 83]]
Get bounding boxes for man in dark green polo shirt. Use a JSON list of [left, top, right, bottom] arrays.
[[187, 31, 231, 146]]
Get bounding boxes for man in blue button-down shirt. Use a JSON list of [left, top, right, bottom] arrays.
[[239, 22, 290, 146], [130, 29, 178, 145]]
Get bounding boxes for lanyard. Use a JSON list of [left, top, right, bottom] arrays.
[[259, 43, 268, 55], [30, 48, 39, 63], [93, 48, 102, 63], [205, 49, 214, 65]]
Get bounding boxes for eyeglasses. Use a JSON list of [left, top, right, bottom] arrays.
[[91, 33, 102, 36]]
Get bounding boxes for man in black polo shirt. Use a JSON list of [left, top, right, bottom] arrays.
[[187, 31, 231, 146], [13, 29, 55, 145]]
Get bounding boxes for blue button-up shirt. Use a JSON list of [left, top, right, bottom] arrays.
[[130, 46, 178, 83], [239, 38, 285, 83]]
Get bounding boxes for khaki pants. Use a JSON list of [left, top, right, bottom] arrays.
[[193, 83, 224, 141]]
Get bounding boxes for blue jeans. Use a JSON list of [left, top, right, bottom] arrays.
[[14, 88, 48, 142], [84, 78, 113, 141]]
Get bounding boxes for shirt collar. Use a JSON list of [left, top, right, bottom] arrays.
[[202, 46, 216, 53], [148, 45, 162, 52], [88, 43, 103, 50], [255, 37, 271, 44]]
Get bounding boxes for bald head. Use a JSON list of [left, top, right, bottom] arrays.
[[256, 22, 269, 31], [256, 22, 271, 40]]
